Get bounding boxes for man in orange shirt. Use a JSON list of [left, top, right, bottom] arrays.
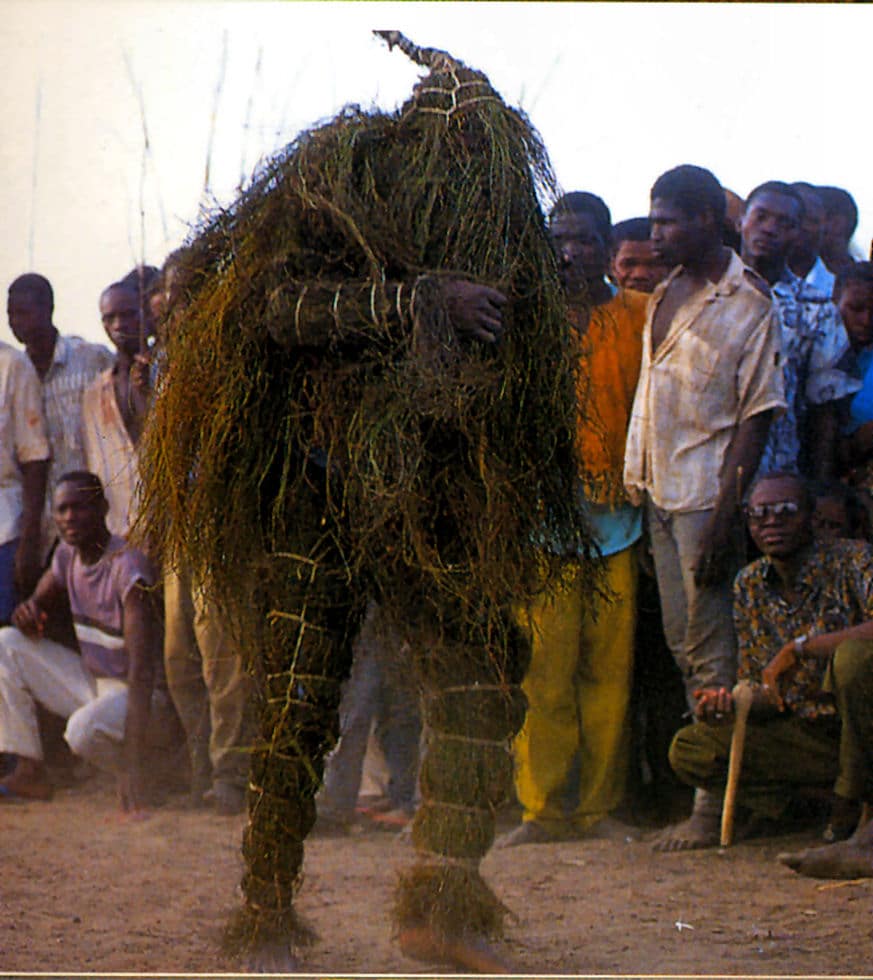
[[501, 192, 646, 845]]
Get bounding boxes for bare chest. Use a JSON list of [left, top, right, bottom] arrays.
[[112, 372, 141, 444], [651, 277, 699, 355]]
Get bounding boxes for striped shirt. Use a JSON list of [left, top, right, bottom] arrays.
[[39, 335, 113, 550], [51, 535, 156, 679]]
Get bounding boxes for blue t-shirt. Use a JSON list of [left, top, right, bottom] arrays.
[[847, 347, 873, 434]]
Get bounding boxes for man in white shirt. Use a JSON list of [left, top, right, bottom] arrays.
[[7, 274, 112, 556], [788, 183, 836, 298], [0, 336, 50, 622], [82, 280, 152, 537], [623, 164, 786, 850]]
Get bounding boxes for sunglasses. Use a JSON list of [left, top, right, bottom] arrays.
[[745, 500, 800, 522]]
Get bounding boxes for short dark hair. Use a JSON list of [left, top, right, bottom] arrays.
[[650, 165, 726, 224], [611, 217, 650, 252], [101, 280, 139, 302], [55, 470, 106, 500], [8, 273, 54, 311], [834, 260, 873, 300], [810, 479, 871, 541], [120, 265, 162, 299], [748, 470, 814, 513], [791, 182, 824, 211], [817, 185, 859, 235], [550, 191, 612, 245], [745, 181, 805, 220]]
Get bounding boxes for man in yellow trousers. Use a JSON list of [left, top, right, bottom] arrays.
[[500, 192, 647, 845]]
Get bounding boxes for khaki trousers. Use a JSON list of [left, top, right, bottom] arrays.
[[669, 638, 873, 814], [163, 565, 251, 789]]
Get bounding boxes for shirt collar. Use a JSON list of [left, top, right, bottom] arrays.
[[774, 264, 830, 304], [777, 265, 801, 288], [759, 539, 821, 593], [50, 333, 70, 368], [773, 265, 802, 299], [650, 263, 681, 304], [709, 249, 748, 299], [654, 249, 748, 304]]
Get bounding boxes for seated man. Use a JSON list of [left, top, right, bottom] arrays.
[[0, 471, 164, 812], [656, 471, 873, 850]]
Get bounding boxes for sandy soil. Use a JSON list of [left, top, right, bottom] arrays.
[[2, 769, 871, 978]]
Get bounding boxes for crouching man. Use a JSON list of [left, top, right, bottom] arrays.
[[657, 472, 873, 849], [0, 470, 163, 812]]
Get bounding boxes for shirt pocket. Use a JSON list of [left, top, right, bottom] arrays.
[[663, 331, 725, 396]]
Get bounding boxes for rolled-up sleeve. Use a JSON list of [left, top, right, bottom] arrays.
[[11, 354, 50, 464], [737, 306, 786, 424]]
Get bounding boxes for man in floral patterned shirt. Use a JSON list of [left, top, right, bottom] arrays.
[[659, 472, 873, 850]]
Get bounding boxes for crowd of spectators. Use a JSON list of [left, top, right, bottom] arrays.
[[0, 168, 871, 880]]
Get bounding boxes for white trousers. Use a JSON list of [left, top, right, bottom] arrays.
[[0, 625, 129, 772]]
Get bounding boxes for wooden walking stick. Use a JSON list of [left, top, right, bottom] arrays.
[[720, 681, 755, 847]]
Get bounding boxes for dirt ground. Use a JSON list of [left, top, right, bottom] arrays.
[[3, 766, 872, 979]]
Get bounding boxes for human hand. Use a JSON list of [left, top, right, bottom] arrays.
[[760, 641, 798, 711], [693, 510, 737, 587], [636, 537, 656, 579], [13, 540, 42, 602], [130, 353, 152, 395], [693, 685, 734, 724], [442, 280, 507, 344], [117, 769, 150, 818], [11, 598, 47, 638]]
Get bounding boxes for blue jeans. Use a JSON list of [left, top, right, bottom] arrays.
[[320, 601, 420, 814], [0, 539, 19, 625]]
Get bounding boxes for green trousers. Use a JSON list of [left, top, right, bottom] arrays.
[[669, 638, 873, 817]]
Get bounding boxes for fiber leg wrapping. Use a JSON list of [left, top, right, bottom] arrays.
[[394, 619, 529, 938], [226, 522, 357, 954]]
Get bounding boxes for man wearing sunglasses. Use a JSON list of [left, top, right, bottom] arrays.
[[659, 471, 873, 850]]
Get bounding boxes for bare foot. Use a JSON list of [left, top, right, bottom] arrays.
[[652, 812, 720, 852], [495, 820, 569, 848], [0, 756, 53, 801], [398, 924, 513, 974], [577, 815, 639, 842], [779, 818, 873, 879]]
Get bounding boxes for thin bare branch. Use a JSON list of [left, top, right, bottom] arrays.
[[28, 79, 42, 268], [122, 47, 150, 353], [238, 45, 263, 191], [203, 31, 229, 201]]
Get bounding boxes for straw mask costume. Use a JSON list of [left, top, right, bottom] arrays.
[[138, 31, 597, 964]]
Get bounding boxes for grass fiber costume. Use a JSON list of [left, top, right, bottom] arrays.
[[138, 31, 597, 967]]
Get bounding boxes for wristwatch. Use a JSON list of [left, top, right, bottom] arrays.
[[794, 633, 809, 656]]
